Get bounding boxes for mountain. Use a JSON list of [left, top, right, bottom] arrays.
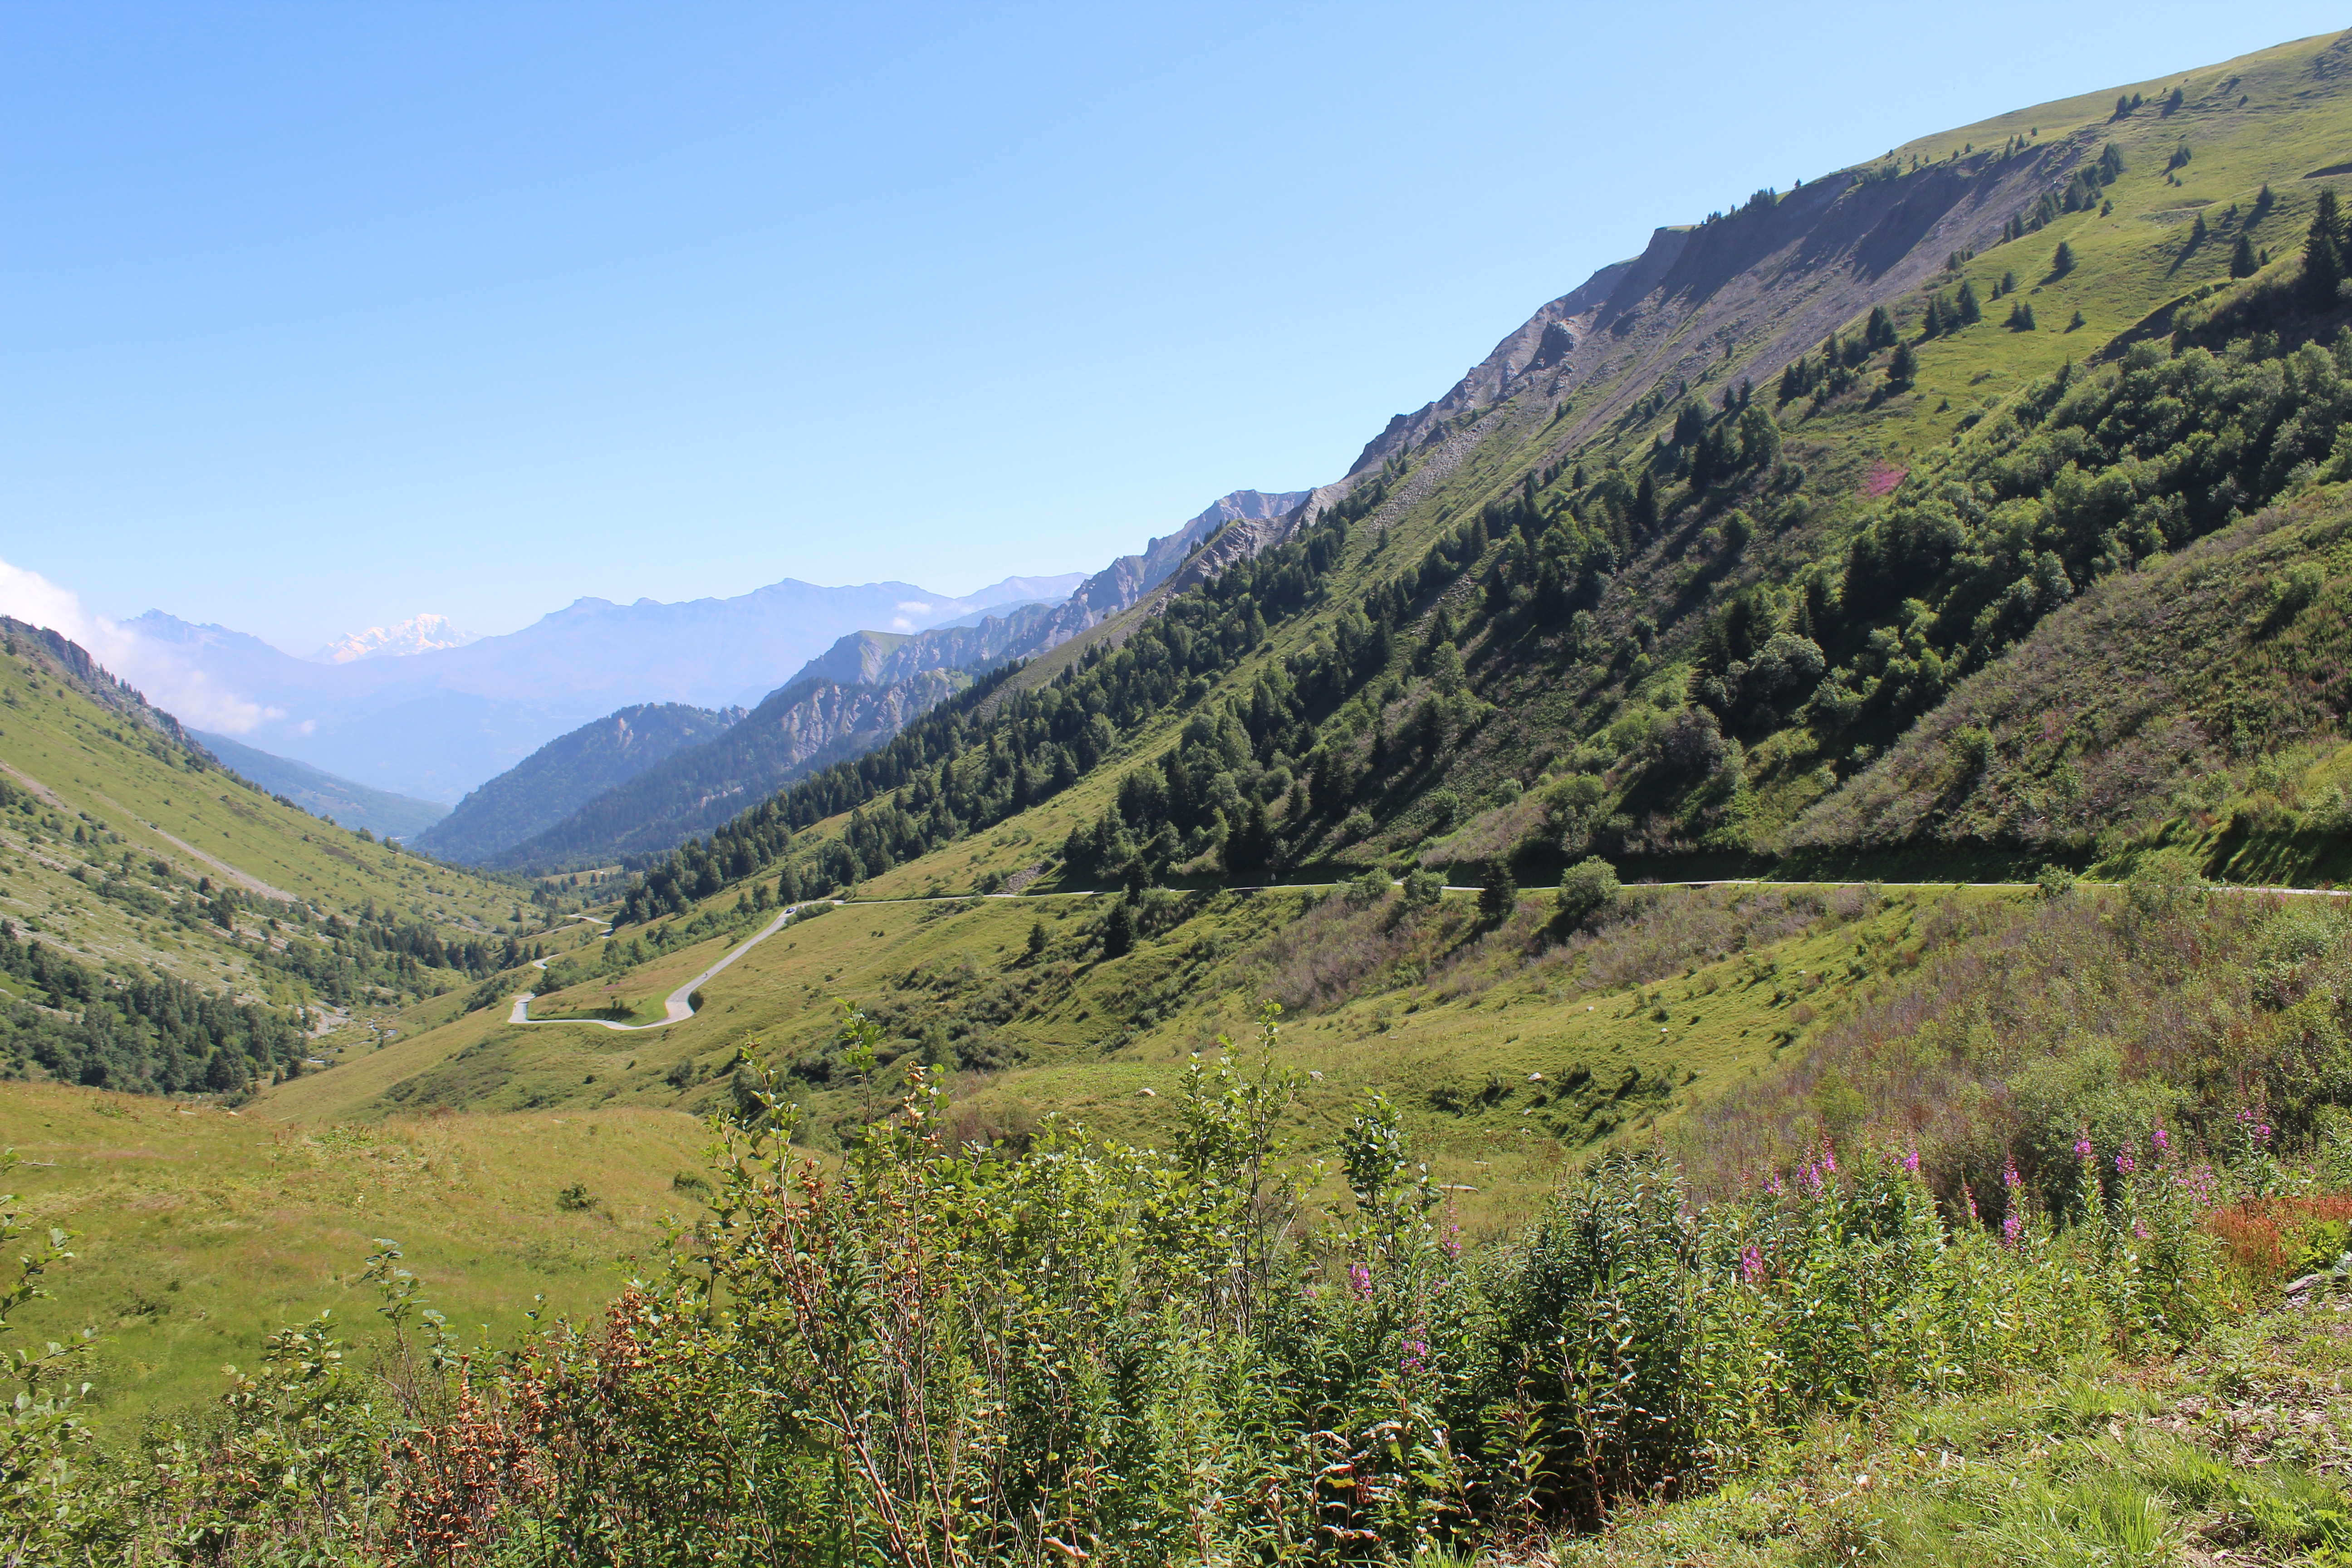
[[190, 730, 449, 840], [574, 30, 2352, 924], [310, 613, 481, 664], [463, 491, 1307, 870], [116, 572, 1078, 804], [489, 668, 974, 870], [411, 701, 745, 865]]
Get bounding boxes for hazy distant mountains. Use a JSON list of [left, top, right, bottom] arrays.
[[191, 729, 450, 840], [432, 490, 1310, 869], [127, 573, 1083, 802], [411, 702, 743, 863]]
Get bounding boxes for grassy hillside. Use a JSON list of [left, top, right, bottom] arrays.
[[0, 1084, 710, 1435]]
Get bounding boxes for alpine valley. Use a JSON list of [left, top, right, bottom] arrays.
[[17, 31, 2352, 1567]]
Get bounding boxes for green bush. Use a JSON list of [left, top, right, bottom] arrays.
[[1557, 855, 1621, 925]]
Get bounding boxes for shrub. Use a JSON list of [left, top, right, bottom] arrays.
[[1557, 855, 1622, 926]]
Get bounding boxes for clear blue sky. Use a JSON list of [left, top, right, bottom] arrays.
[[4, 2, 2343, 652]]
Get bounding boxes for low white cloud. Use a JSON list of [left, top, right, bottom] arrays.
[[0, 555, 284, 734]]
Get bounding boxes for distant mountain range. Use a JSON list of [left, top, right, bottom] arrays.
[[429, 490, 1308, 869], [191, 730, 450, 840], [118, 573, 1084, 803]]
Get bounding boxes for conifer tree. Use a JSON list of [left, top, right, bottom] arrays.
[[1865, 305, 1898, 348], [2008, 299, 2037, 331], [2232, 234, 2259, 278], [1999, 269, 2018, 295], [2190, 212, 2209, 246], [1922, 296, 1946, 337], [1956, 279, 1982, 325], [2052, 241, 2076, 275], [1887, 340, 1918, 387], [2307, 187, 2345, 305], [1633, 470, 1659, 535], [1478, 861, 1517, 923]]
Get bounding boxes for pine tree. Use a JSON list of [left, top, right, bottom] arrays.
[[1478, 861, 1518, 923], [1999, 268, 2018, 296], [1865, 304, 1898, 348], [1887, 341, 1918, 387], [2254, 183, 2276, 223], [2008, 299, 2037, 331], [1102, 898, 1137, 958], [1956, 279, 1982, 325], [2164, 87, 2185, 115], [2307, 187, 2345, 306], [2052, 241, 2076, 275], [2231, 233, 2258, 278], [2098, 142, 2126, 183], [1922, 296, 1946, 337], [1633, 470, 1659, 534]]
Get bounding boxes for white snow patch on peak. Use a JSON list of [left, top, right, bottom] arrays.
[[312, 613, 482, 664]]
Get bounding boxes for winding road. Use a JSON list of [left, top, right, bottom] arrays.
[[508, 901, 833, 1031]]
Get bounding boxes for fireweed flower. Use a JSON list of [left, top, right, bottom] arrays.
[[2003, 1159, 2022, 1190], [2003, 1211, 2023, 1245], [1765, 1173, 1785, 1197], [2074, 1133, 2094, 1160], [1821, 1144, 1839, 1177], [1960, 1182, 1980, 1224], [2151, 1126, 2170, 1156], [1348, 1263, 1372, 1298], [1401, 1337, 1429, 1373], [1740, 1243, 1764, 1284], [2115, 1149, 2136, 1175]]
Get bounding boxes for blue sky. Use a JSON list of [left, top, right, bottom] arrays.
[[4, 2, 2344, 652]]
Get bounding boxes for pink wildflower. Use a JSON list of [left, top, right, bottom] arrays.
[[1960, 1181, 1980, 1224], [1821, 1144, 1838, 1177], [1401, 1336, 1428, 1373], [2003, 1159, 2022, 1190], [1902, 1148, 1921, 1176], [2151, 1126, 2170, 1155], [2002, 1212, 2023, 1245], [2074, 1133, 2093, 1160], [1348, 1263, 1371, 1299], [2115, 1150, 2136, 1175]]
